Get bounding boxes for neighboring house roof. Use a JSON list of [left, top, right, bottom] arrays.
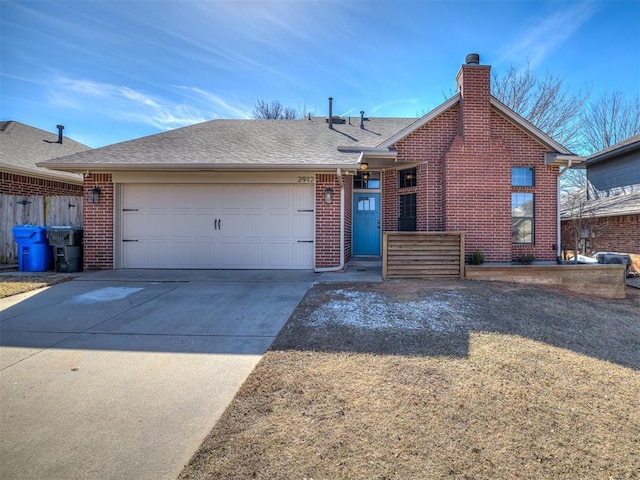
[[39, 93, 578, 173], [561, 190, 640, 219], [581, 134, 640, 167], [0, 121, 89, 184]]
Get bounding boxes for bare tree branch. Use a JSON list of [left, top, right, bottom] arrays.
[[492, 64, 589, 152], [252, 99, 300, 120], [580, 91, 640, 153]]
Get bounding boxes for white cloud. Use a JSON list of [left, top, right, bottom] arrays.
[[499, 1, 600, 69], [48, 77, 250, 131]]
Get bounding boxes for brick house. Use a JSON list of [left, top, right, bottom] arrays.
[[561, 134, 640, 257], [1, 121, 90, 263], [40, 54, 580, 271]]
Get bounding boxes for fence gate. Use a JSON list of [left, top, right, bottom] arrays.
[[0, 194, 82, 264]]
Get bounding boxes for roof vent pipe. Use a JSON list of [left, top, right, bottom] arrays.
[[328, 97, 333, 129], [56, 124, 64, 144], [360, 111, 365, 129], [465, 53, 480, 65]]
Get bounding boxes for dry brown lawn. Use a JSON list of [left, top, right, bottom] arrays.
[[180, 280, 640, 480], [0, 274, 72, 298]]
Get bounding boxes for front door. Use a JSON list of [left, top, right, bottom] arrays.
[[353, 193, 380, 256]]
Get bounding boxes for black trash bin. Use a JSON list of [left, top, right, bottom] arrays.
[[46, 226, 83, 273]]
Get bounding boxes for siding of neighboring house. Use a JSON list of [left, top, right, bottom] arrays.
[[1, 171, 83, 196], [566, 136, 640, 257], [587, 153, 640, 198], [590, 215, 640, 253]]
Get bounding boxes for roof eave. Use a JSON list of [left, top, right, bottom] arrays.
[[36, 162, 361, 173], [544, 153, 587, 168], [1, 163, 83, 185], [581, 138, 640, 166]]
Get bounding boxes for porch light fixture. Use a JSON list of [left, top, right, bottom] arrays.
[[405, 173, 415, 180], [360, 162, 368, 170], [323, 187, 334, 204], [88, 186, 102, 204]]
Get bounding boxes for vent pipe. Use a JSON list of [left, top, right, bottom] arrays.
[[360, 111, 365, 129], [56, 124, 64, 144], [328, 97, 333, 129], [465, 53, 480, 65]]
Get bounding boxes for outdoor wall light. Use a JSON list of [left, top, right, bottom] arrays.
[[360, 162, 368, 170], [88, 186, 102, 204], [323, 187, 334, 204]]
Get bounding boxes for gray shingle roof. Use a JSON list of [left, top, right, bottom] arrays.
[[561, 190, 640, 219], [39, 116, 417, 172], [0, 121, 89, 182]]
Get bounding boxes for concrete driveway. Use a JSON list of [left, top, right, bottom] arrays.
[[0, 269, 318, 480]]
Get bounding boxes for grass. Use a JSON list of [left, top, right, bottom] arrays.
[[179, 280, 640, 480], [0, 275, 72, 298]]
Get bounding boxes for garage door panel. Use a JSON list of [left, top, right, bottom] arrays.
[[122, 184, 314, 269]]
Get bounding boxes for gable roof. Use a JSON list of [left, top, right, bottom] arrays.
[[0, 121, 89, 183], [379, 94, 574, 156], [39, 117, 416, 172]]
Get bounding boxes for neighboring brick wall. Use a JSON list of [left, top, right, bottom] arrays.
[[83, 173, 114, 270], [1, 171, 82, 196], [385, 63, 559, 263], [592, 215, 640, 254], [562, 215, 640, 255]]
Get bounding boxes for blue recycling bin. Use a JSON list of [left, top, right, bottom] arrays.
[[12, 225, 53, 272]]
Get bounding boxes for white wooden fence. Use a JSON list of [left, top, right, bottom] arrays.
[[0, 194, 83, 264]]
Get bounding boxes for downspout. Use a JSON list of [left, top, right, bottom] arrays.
[[557, 159, 573, 264], [315, 168, 345, 272]]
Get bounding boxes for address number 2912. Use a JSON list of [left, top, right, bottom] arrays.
[[297, 176, 315, 183]]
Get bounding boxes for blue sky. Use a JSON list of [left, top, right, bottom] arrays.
[[2, 0, 639, 148]]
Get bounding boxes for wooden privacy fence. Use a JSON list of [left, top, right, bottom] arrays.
[[383, 232, 465, 279], [0, 194, 83, 264]]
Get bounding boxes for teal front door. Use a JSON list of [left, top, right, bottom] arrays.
[[353, 193, 380, 256]]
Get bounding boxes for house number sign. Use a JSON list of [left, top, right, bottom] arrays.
[[297, 176, 315, 183]]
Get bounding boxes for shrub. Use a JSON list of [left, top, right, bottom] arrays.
[[469, 251, 485, 265], [515, 254, 535, 265]]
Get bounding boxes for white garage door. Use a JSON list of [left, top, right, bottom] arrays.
[[121, 184, 314, 269]]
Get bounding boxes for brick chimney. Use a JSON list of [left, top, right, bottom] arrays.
[[456, 53, 491, 145]]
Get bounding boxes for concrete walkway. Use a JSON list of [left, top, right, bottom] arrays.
[[0, 270, 318, 480]]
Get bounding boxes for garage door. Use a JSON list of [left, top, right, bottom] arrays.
[[121, 184, 314, 269]]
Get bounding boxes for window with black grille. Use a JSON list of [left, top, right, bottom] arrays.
[[398, 167, 417, 189], [398, 193, 417, 231]]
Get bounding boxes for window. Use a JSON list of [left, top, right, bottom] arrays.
[[512, 193, 534, 243], [398, 193, 417, 231], [357, 196, 376, 211], [354, 170, 380, 189], [512, 167, 534, 187], [399, 167, 417, 189]]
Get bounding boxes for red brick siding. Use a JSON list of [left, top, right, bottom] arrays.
[[383, 63, 559, 263], [83, 173, 113, 270], [1, 171, 82, 196], [562, 215, 640, 255], [315, 174, 342, 268], [386, 105, 459, 233]]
